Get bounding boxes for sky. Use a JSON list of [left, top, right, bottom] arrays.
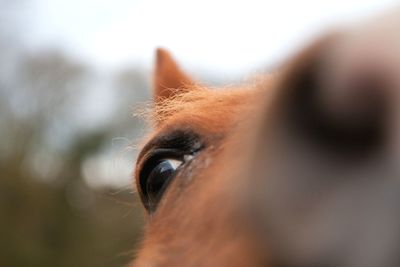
[[28, 0, 400, 76]]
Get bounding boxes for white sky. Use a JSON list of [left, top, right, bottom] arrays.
[[29, 0, 399, 76]]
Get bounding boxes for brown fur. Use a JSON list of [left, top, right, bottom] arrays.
[[134, 50, 272, 267], [132, 10, 400, 267], [153, 48, 195, 102], [132, 44, 334, 267]]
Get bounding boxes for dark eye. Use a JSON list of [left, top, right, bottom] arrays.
[[136, 130, 203, 212], [139, 157, 186, 212]]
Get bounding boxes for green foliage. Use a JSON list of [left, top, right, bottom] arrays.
[[0, 41, 149, 267], [0, 159, 144, 267]]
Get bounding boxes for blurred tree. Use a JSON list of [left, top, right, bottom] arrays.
[[0, 50, 86, 162], [0, 47, 146, 266], [0, 4, 147, 265]]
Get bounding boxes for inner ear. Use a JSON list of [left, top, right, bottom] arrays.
[[153, 48, 195, 102]]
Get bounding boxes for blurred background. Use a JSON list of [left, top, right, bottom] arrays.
[[0, 0, 398, 266]]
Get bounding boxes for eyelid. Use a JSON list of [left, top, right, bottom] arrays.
[[138, 146, 201, 175], [136, 129, 203, 164], [137, 148, 185, 170]]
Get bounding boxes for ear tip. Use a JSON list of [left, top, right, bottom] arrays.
[[155, 47, 173, 67], [156, 47, 169, 56], [153, 47, 195, 101]]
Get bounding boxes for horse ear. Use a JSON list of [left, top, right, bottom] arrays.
[[153, 48, 195, 102]]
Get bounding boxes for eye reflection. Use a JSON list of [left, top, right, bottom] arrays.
[[145, 158, 183, 211]]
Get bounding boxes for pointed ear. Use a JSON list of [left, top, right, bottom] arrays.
[[153, 48, 195, 101]]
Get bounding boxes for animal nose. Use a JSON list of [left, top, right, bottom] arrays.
[[313, 23, 400, 157], [273, 26, 400, 157], [325, 12, 400, 142], [318, 30, 398, 133], [315, 49, 392, 154], [248, 11, 400, 267], [318, 60, 390, 131]]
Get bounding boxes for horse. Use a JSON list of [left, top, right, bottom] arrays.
[[132, 9, 400, 267]]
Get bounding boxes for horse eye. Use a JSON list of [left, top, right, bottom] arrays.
[[140, 158, 184, 212]]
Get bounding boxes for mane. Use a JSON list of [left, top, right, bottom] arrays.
[[145, 77, 274, 128], [153, 85, 212, 123]]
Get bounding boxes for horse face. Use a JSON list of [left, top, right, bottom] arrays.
[[133, 10, 400, 267], [134, 49, 263, 266]]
